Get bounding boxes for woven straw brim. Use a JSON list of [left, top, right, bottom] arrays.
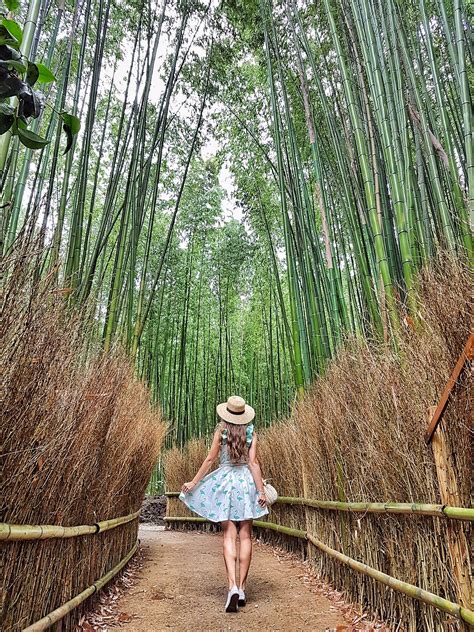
[[216, 402, 255, 425]]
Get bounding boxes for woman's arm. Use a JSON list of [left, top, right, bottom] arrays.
[[247, 433, 266, 506], [181, 429, 221, 493]]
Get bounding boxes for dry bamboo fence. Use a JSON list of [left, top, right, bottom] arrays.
[[1, 247, 166, 631], [22, 541, 138, 632], [0, 502, 140, 632], [1, 510, 141, 630]]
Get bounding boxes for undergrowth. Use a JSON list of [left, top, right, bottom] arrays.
[[1, 246, 166, 630]]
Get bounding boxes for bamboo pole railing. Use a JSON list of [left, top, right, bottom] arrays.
[[304, 532, 474, 627], [0, 509, 141, 541], [22, 540, 138, 632], [164, 516, 474, 626], [164, 492, 474, 521]]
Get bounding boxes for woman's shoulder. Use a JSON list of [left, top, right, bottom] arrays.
[[246, 422, 255, 445]]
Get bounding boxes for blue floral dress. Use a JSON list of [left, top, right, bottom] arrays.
[[179, 423, 269, 523]]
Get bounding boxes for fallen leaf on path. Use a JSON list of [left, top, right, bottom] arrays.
[[118, 612, 133, 623]]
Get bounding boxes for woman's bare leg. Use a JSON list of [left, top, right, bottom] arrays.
[[222, 520, 238, 588], [238, 520, 253, 590]]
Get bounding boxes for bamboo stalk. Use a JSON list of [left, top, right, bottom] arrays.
[[22, 541, 138, 632], [442, 507, 474, 521], [1, 524, 96, 541], [253, 520, 306, 539], [164, 493, 474, 521], [283, 498, 474, 521], [96, 510, 141, 533], [0, 510, 140, 541], [165, 517, 474, 625], [164, 516, 209, 524], [164, 517, 305, 539], [454, 0, 474, 259]]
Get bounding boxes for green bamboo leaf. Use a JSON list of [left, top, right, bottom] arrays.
[[0, 58, 26, 73], [0, 25, 20, 49], [60, 112, 80, 134], [1, 19, 22, 46], [9, 117, 26, 136], [35, 63, 56, 84], [17, 126, 50, 149], [4, 0, 21, 10]]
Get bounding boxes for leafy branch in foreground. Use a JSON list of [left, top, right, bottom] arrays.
[[0, 3, 79, 152]]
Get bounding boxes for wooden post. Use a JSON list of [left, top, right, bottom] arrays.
[[425, 333, 473, 443], [301, 458, 312, 556], [301, 458, 321, 573], [429, 406, 472, 629]]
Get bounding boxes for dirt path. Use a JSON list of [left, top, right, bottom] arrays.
[[114, 526, 350, 631]]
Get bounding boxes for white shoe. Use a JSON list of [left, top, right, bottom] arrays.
[[225, 586, 239, 613], [238, 588, 246, 607]]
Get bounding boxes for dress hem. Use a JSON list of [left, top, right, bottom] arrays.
[[179, 494, 269, 523]]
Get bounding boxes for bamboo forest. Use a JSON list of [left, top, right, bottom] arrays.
[[1, 0, 473, 629]]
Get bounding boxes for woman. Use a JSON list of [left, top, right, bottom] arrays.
[[180, 395, 268, 613]]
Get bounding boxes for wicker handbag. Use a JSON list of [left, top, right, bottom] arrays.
[[263, 479, 278, 505]]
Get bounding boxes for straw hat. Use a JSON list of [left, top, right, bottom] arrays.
[[216, 395, 255, 425]]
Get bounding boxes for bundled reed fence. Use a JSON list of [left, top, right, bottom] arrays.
[[1, 246, 166, 631], [164, 259, 473, 631]]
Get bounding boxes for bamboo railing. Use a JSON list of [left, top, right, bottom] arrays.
[[303, 532, 474, 627], [4, 510, 141, 630], [22, 541, 138, 632], [0, 509, 140, 541], [164, 492, 474, 521], [164, 515, 474, 626], [3, 510, 141, 629]]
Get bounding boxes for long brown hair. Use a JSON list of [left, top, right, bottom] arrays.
[[222, 421, 248, 463]]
